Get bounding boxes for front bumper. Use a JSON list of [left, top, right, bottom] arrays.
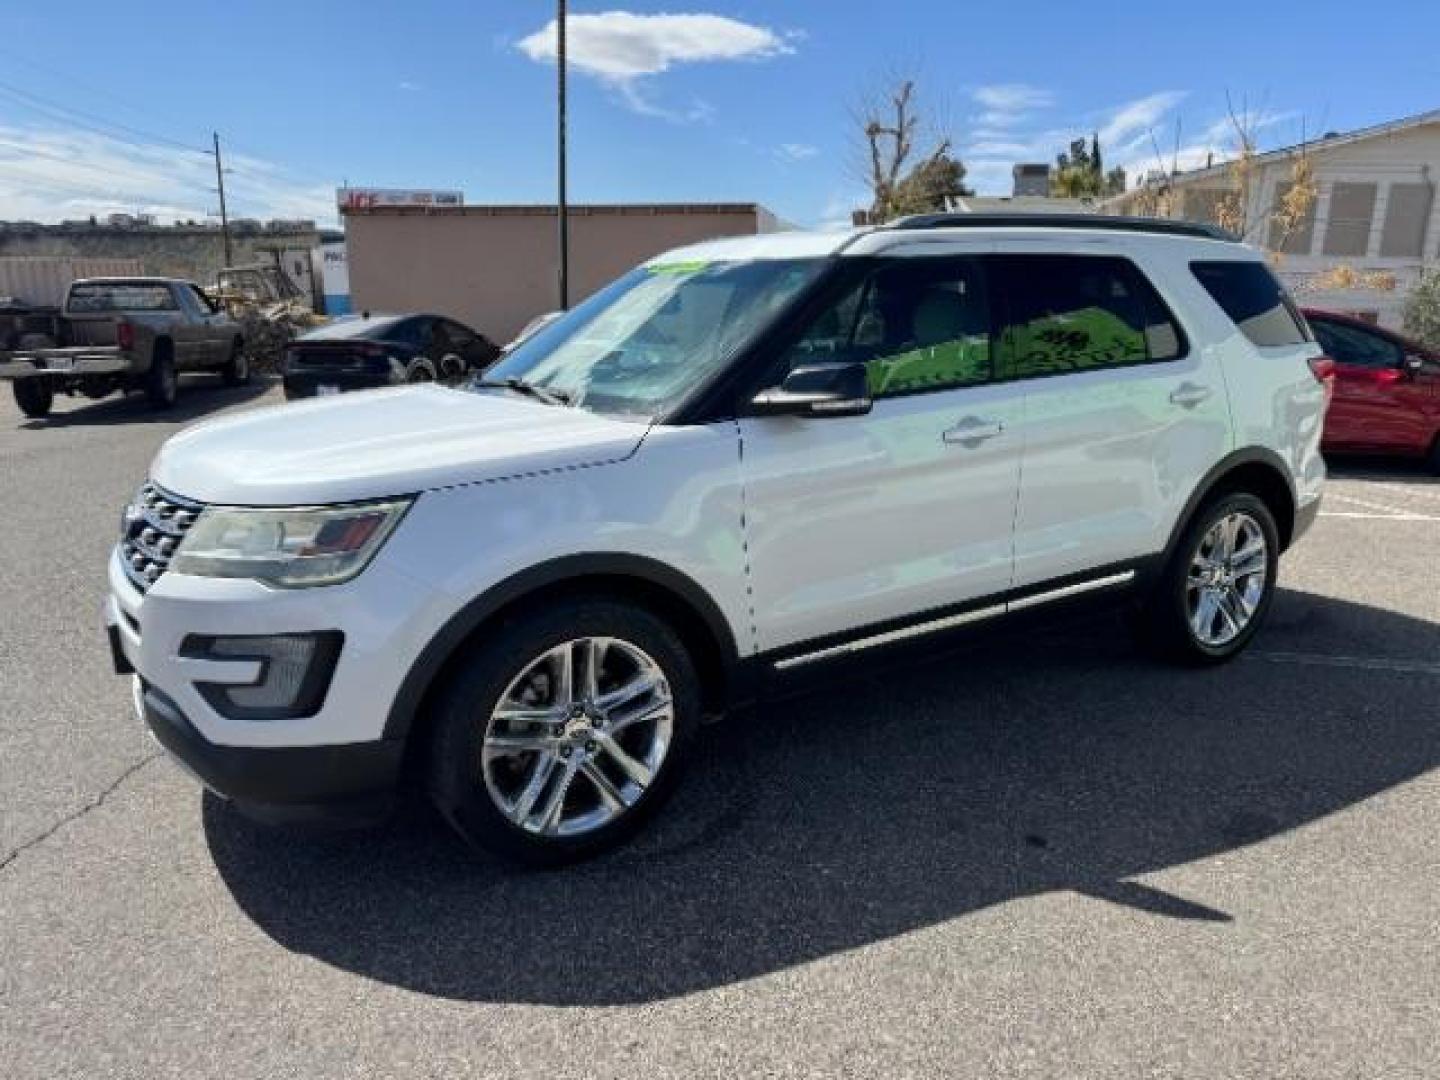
[[104, 540, 445, 823], [139, 679, 403, 824]]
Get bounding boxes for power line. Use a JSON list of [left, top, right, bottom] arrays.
[[0, 77, 210, 156]]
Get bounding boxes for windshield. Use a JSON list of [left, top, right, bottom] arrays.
[[476, 258, 824, 418]]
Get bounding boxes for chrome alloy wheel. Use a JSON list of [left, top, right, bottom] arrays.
[[1186, 511, 1268, 647], [481, 637, 674, 838]]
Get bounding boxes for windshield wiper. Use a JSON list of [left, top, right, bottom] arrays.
[[472, 377, 572, 407]]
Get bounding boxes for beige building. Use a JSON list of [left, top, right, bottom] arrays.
[[344, 202, 779, 343], [1102, 109, 1440, 327]]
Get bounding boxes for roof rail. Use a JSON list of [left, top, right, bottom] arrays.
[[886, 212, 1238, 242]]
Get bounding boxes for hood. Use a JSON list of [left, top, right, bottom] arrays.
[[150, 386, 648, 505]]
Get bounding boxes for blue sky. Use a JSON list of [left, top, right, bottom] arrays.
[[2, 0, 1437, 228]]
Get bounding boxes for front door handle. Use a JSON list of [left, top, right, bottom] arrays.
[[1169, 382, 1213, 408], [943, 416, 1005, 447]]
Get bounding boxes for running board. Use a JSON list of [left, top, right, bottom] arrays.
[[773, 569, 1136, 671]]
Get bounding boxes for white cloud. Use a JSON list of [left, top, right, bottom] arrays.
[[970, 83, 1054, 130], [776, 142, 819, 163], [0, 125, 335, 224], [397, 80, 421, 92], [517, 11, 794, 118], [973, 83, 1054, 113], [1098, 91, 1187, 152]]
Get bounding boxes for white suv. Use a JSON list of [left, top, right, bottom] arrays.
[[105, 215, 1329, 863]]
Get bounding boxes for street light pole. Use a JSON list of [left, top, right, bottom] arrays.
[[557, 0, 569, 310]]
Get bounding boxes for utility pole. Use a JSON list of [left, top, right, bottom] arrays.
[[212, 131, 232, 267], [556, 0, 569, 310]]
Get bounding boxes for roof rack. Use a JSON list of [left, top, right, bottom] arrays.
[[886, 212, 1238, 242]]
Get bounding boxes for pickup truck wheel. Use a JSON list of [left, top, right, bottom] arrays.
[[12, 379, 54, 419], [145, 347, 178, 409], [438, 352, 464, 381], [1135, 491, 1279, 666], [428, 598, 699, 865], [221, 340, 250, 386]]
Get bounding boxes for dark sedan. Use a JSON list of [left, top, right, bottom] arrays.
[[282, 313, 500, 400]]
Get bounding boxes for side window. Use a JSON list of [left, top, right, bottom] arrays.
[[443, 320, 475, 347], [993, 255, 1182, 380], [1191, 260, 1311, 347], [782, 257, 993, 398], [1312, 320, 1403, 368], [388, 318, 430, 348]]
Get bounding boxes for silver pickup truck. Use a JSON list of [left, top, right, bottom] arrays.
[[0, 277, 246, 419]]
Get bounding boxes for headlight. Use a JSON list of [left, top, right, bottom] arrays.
[[170, 498, 412, 587]]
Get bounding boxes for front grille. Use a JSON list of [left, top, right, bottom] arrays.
[[119, 481, 205, 592]]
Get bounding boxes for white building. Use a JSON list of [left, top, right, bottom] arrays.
[[1102, 109, 1440, 327]]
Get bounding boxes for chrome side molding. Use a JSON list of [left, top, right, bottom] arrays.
[[773, 569, 1137, 671]]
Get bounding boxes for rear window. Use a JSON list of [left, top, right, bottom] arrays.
[[1190, 260, 1311, 347], [297, 315, 402, 341], [68, 283, 177, 313]]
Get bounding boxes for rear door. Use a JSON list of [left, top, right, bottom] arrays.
[[993, 249, 1230, 588], [738, 251, 1024, 654], [1310, 317, 1432, 453]]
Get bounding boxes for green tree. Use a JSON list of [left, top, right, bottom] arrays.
[[1403, 269, 1440, 351], [1051, 135, 1104, 197]]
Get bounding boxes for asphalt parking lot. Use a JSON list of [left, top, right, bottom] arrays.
[[2, 379, 1438, 1079]]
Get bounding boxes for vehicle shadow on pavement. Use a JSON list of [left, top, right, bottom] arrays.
[[205, 588, 1440, 1006], [14, 378, 273, 429], [1324, 456, 1440, 484]]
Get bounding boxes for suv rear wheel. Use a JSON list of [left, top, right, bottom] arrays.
[[1138, 491, 1279, 665], [428, 597, 699, 864]]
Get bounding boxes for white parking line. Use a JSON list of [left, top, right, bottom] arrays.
[[1327, 491, 1422, 515], [1251, 651, 1440, 676]]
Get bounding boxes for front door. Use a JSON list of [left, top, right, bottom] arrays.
[[738, 254, 1023, 654]]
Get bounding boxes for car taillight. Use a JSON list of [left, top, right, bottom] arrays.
[[116, 322, 134, 350], [1308, 355, 1335, 383]]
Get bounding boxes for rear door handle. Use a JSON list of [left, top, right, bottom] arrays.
[[943, 416, 1005, 447], [1169, 382, 1213, 408]]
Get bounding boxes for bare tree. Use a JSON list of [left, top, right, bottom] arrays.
[[853, 77, 957, 223]]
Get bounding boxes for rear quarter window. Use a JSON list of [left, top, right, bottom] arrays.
[[1191, 260, 1311, 347]]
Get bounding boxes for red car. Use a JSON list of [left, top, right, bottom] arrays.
[[1304, 308, 1440, 471]]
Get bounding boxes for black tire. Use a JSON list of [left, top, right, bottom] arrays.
[[12, 378, 54, 418], [1135, 491, 1280, 665], [428, 596, 700, 865], [406, 358, 437, 383], [145, 344, 178, 409], [438, 352, 465, 381], [221, 339, 250, 386], [1427, 434, 1440, 476]]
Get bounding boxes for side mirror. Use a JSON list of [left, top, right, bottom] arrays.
[[1403, 353, 1425, 376], [749, 362, 872, 419]]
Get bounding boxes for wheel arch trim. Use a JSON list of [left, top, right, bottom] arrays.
[[381, 553, 744, 742], [1160, 447, 1299, 572]]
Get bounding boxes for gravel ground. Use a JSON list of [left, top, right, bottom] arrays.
[[2, 378, 1437, 1078]]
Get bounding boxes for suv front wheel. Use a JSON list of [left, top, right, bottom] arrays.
[[428, 597, 699, 864], [1138, 491, 1280, 665]]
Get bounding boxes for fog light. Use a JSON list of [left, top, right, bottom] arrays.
[[182, 632, 342, 720]]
